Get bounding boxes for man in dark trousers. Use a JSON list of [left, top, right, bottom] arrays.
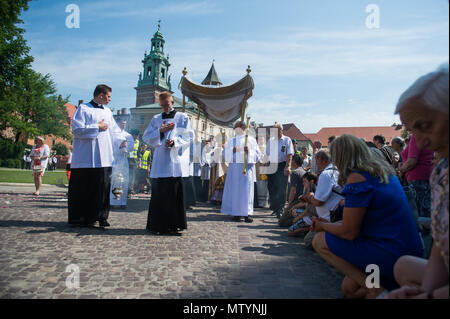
[[68, 84, 126, 227]]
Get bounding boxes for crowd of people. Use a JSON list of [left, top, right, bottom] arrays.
[[29, 63, 446, 299], [272, 64, 448, 299]]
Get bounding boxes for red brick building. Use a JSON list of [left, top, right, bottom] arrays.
[[259, 123, 313, 154], [304, 124, 404, 148]]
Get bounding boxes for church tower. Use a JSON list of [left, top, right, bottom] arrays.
[[135, 21, 172, 107]]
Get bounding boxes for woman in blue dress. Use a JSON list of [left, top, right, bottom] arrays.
[[311, 134, 423, 298]]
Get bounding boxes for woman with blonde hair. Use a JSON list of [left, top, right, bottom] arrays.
[[29, 136, 50, 196], [311, 134, 423, 298]]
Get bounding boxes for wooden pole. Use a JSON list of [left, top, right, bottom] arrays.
[[204, 115, 208, 140], [243, 115, 251, 175]]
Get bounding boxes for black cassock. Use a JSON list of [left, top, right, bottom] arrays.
[[193, 176, 209, 202], [68, 167, 112, 225], [145, 110, 188, 234], [146, 177, 187, 233], [183, 176, 197, 209]]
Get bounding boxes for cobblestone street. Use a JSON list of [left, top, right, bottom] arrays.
[[0, 183, 344, 299]]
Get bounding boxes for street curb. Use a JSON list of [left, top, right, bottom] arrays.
[[0, 182, 68, 187]]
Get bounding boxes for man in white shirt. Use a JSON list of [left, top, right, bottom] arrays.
[[52, 155, 58, 171], [304, 149, 343, 223], [263, 123, 294, 219], [68, 84, 126, 228], [143, 91, 194, 236]]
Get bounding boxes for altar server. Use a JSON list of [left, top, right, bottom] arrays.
[[110, 120, 134, 208], [143, 92, 194, 235], [221, 121, 262, 222], [68, 84, 126, 227]]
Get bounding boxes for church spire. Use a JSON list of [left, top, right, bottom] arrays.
[[201, 60, 222, 86], [135, 22, 172, 106]]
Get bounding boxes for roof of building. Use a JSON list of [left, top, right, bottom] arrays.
[[201, 63, 222, 86], [65, 103, 77, 118], [259, 123, 312, 142], [304, 125, 404, 147]]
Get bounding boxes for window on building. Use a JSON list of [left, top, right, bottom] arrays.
[[140, 116, 145, 125], [147, 66, 151, 77], [161, 68, 165, 78], [202, 121, 207, 131], [210, 125, 214, 135]]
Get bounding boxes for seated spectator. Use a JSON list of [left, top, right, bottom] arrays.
[[287, 154, 306, 204], [391, 136, 406, 170], [399, 133, 434, 218], [311, 134, 424, 298], [373, 134, 396, 166], [287, 172, 318, 236], [278, 156, 309, 227], [387, 64, 448, 299], [303, 149, 343, 223], [365, 141, 386, 163]]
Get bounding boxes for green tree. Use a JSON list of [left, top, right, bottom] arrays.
[[53, 142, 68, 156], [0, 0, 71, 143]]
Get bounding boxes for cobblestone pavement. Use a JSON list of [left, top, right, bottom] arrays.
[[0, 183, 344, 299]]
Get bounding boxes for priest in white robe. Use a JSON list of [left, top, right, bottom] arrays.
[[221, 121, 262, 223], [142, 92, 194, 236], [68, 84, 126, 227], [110, 120, 134, 208]]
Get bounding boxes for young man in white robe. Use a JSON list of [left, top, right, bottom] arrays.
[[142, 92, 194, 236], [221, 121, 262, 223], [68, 84, 126, 227], [110, 120, 135, 209]]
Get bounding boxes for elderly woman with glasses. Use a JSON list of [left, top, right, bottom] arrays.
[[387, 64, 448, 299]]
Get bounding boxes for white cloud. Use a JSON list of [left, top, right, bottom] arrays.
[[79, 0, 220, 19]]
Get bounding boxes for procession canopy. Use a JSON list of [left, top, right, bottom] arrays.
[[179, 67, 254, 126]]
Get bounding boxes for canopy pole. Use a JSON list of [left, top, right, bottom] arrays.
[[205, 114, 208, 140], [240, 65, 252, 122], [240, 99, 246, 123], [182, 67, 188, 113]]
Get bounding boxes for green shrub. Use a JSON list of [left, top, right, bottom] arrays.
[[53, 142, 68, 156], [0, 140, 26, 161]]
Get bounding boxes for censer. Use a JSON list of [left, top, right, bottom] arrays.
[[111, 172, 124, 200]]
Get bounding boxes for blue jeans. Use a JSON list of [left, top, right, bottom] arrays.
[[408, 180, 431, 218]]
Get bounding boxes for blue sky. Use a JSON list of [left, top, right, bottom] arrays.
[[21, 0, 449, 133]]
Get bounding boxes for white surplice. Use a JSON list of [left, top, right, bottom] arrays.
[[142, 112, 194, 178], [71, 102, 125, 169], [220, 134, 262, 217], [110, 130, 134, 206]]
